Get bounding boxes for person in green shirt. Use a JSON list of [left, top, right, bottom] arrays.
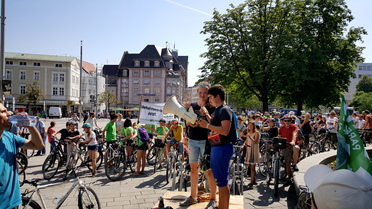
[[120, 118, 136, 162], [102, 114, 117, 146], [152, 119, 169, 168]]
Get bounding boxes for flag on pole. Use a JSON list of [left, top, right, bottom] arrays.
[[336, 94, 372, 175]]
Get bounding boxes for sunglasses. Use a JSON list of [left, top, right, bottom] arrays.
[[284, 120, 291, 122]]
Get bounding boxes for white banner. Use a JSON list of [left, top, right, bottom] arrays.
[[139, 102, 174, 125]]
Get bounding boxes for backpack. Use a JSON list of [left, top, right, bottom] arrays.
[[219, 106, 238, 144], [138, 127, 150, 142]]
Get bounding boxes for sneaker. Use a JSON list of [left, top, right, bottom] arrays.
[[283, 178, 293, 187], [158, 165, 162, 170], [205, 199, 217, 209], [179, 196, 198, 206], [292, 164, 299, 172]]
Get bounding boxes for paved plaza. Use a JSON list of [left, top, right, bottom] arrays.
[[20, 118, 296, 209]]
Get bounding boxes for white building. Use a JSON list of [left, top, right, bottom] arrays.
[[344, 63, 372, 103]]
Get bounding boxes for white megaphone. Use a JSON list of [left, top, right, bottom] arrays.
[[163, 95, 198, 124]]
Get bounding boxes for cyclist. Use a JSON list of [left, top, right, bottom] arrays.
[[120, 118, 136, 161], [326, 111, 338, 147], [261, 118, 278, 138], [151, 119, 169, 168], [164, 119, 184, 160], [75, 123, 98, 177], [53, 122, 71, 155], [102, 114, 117, 147], [65, 121, 80, 159], [277, 114, 300, 186]]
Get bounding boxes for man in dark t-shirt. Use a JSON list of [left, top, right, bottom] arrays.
[[54, 122, 70, 154], [65, 122, 80, 158]]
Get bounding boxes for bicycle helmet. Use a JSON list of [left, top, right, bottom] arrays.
[[82, 123, 92, 129], [281, 114, 291, 120]]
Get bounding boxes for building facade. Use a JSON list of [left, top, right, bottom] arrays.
[[4, 52, 105, 116], [103, 44, 188, 109], [344, 63, 372, 103]]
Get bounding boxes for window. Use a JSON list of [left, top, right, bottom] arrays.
[[55, 64, 62, 68], [144, 80, 150, 84], [155, 88, 160, 93], [144, 98, 149, 102], [5, 69, 12, 80], [33, 62, 40, 66], [172, 88, 176, 94], [134, 60, 140, 67], [57, 74, 64, 82], [20, 85, 26, 95], [123, 69, 128, 76], [133, 70, 139, 76], [144, 61, 150, 67], [59, 88, 65, 96], [144, 70, 150, 76], [134, 88, 139, 93], [122, 78, 128, 84], [6, 61, 13, 65], [75, 89, 78, 97], [172, 81, 176, 85], [167, 87, 171, 94], [53, 73, 58, 81], [144, 88, 150, 93], [20, 62, 26, 66], [359, 74, 362, 78], [155, 79, 160, 85], [122, 88, 128, 93], [20, 71, 26, 80], [134, 97, 139, 102], [154, 61, 160, 67], [53, 87, 58, 96], [72, 88, 75, 96], [155, 98, 160, 102], [72, 75, 75, 84], [133, 80, 139, 84], [34, 71, 40, 81], [167, 80, 171, 85], [155, 70, 161, 76]]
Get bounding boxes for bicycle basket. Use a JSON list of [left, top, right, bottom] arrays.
[[273, 137, 287, 149]]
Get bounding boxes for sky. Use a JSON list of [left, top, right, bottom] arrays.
[[4, 0, 372, 87]]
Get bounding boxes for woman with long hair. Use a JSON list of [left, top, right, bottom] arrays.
[[243, 121, 260, 188], [120, 119, 135, 160], [47, 121, 57, 153], [131, 123, 147, 176], [76, 123, 98, 177]]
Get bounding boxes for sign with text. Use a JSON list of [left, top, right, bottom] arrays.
[[139, 102, 174, 125]]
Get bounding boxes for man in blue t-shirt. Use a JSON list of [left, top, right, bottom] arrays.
[[0, 105, 44, 209]]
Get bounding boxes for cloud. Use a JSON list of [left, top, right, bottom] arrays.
[[166, 0, 212, 17]]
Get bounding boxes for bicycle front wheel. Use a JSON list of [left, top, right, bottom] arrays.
[[259, 152, 271, 177], [166, 157, 174, 184], [105, 156, 126, 181], [147, 145, 157, 166], [18, 161, 26, 187], [129, 151, 137, 173], [78, 186, 101, 209], [17, 152, 28, 170], [42, 154, 61, 180], [310, 142, 320, 154], [19, 197, 42, 209]]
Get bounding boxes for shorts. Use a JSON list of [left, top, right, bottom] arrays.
[[106, 141, 116, 148], [188, 139, 206, 164], [125, 139, 134, 146], [138, 142, 148, 151], [167, 138, 184, 154], [210, 143, 234, 187], [88, 145, 98, 151], [304, 134, 310, 144], [283, 146, 294, 164]]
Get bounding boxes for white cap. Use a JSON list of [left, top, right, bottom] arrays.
[[304, 164, 372, 209]]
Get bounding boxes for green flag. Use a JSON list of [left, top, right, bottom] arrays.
[[336, 94, 372, 175]]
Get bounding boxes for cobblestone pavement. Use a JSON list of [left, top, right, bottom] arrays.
[[20, 118, 296, 209]]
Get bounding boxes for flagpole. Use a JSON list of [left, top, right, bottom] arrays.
[[137, 94, 142, 124], [79, 40, 83, 122]]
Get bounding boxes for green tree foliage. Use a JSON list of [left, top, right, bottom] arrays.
[[351, 91, 372, 111], [355, 75, 372, 93], [18, 81, 46, 115], [98, 92, 120, 111], [200, 0, 365, 112]]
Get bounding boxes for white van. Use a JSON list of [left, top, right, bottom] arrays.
[[49, 107, 62, 119]]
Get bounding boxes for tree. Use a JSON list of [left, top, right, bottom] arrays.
[[200, 0, 365, 112], [355, 75, 372, 93], [350, 91, 372, 111], [97, 92, 120, 112], [18, 81, 46, 115]]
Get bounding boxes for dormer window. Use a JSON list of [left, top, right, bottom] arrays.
[[134, 60, 140, 67], [144, 61, 150, 67], [154, 61, 160, 67]]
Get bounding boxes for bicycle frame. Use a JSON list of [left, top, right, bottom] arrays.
[[22, 178, 91, 209]]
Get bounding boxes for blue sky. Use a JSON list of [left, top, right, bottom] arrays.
[[4, 0, 372, 86]]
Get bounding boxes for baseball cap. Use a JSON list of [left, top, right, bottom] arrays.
[[159, 118, 166, 123], [304, 164, 372, 209]]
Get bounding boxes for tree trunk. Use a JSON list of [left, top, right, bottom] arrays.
[[297, 101, 303, 116], [262, 96, 269, 112]]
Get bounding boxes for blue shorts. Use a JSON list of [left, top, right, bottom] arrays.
[[87, 145, 98, 151], [167, 138, 184, 154], [210, 143, 234, 187], [188, 139, 206, 164]]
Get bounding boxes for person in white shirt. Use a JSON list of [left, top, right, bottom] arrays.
[[351, 113, 359, 128], [326, 111, 338, 147], [358, 114, 366, 130], [76, 123, 98, 177], [86, 112, 100, 130]]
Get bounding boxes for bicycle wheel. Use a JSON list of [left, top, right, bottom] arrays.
[[78, 186, 101, 209], [129, 151, 137, 173], [65, 152, 77, 179], [20, 197, 42, 209], [274, 159, 280, 197], [171, 161, 178, 191], [259, 152, 271, 177], [154, 148, 159, 173], [18, 161, 26, 187], [22, 149, 35, 158], [147, 145, 157, 166], [105, 156, 126, 181], [310, 142, 320, 154], [166, 157, 174, 184], [42, 154, 61, 180], [17, 152, 28, 170]]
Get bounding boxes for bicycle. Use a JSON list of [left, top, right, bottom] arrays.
[[64, 143, 97, 179], [166, 140, 187, 191], [228, 142, 245, 195], [42, 141, 68, 180], [270, 137, 288, 197], [18, 178, 100, 209], [17, 151, 29, 170], [18, 161, 26, 187], [147, 136, 167, 173], [104, 140, 127, 181]]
